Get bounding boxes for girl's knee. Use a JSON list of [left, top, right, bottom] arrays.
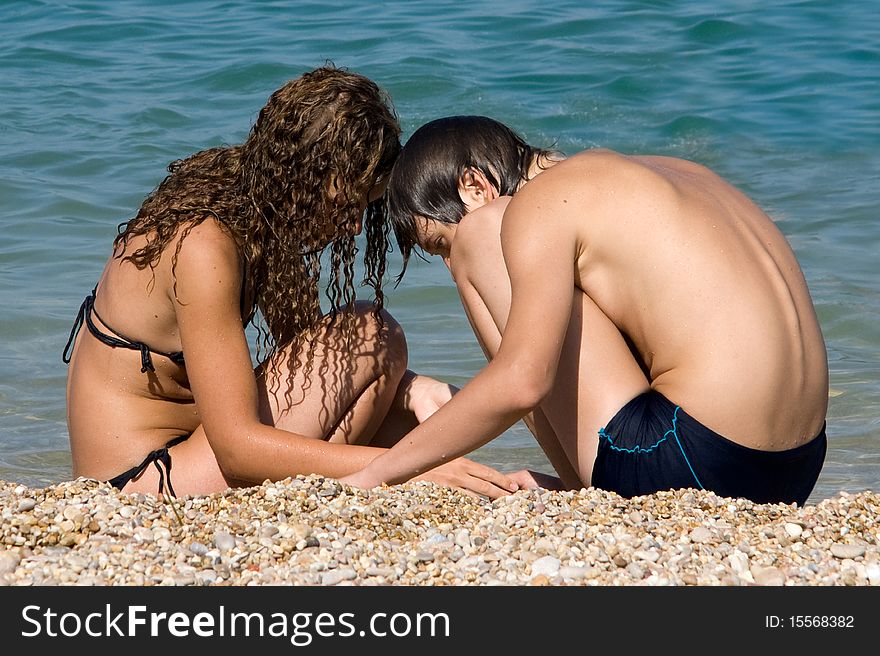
[[375, 308, 407, 373], [350, 302, 405, 349], [378, 308, 406, 361]]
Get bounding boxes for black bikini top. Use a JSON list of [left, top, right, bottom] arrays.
[[63, 248, 254, 376], [62, 287, 185, 373]]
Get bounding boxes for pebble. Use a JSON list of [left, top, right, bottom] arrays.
[[189, 541, 209, 556], [213, 531, 236, 552], [830, 543, 866, 559], [689, 527, 713, 543], [751, 566, 786, 586], [559, 566, 590, 580], [0, 550, 22, 575], [195, 570, 218, 585], [727, 551, 750, 577], [625, 562, 646, 579], [322, 568, 358, 585], [16, 499, 36, 512], [865, 563, 880, 586], [0, 477, 876, 587], [633, 549, 660, 563], [784, 523, 803, 539], [530, 556, 561, 578]]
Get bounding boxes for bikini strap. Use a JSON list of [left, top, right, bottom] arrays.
[[107, 434, 190, 498], [62, 287, 185, 373], [61, 287, 93, 365], [86, 295, 157, 373]]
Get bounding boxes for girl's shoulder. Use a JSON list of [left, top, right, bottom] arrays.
[[174, 218, 243, 268], [163, 217, 245, 305]]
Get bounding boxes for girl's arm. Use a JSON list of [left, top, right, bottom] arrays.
[[173, 222, 383, 482], [173, 221, 517, 496]]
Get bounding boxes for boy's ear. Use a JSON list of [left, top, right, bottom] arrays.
[[457, 167, 498, 207]]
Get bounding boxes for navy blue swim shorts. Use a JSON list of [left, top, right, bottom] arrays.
[[591, 390, 826, 506]]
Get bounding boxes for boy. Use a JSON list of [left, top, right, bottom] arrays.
[[342, 116, 828, 505]]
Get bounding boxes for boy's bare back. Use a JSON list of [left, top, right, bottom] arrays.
[[499, 149, 828, 450], [344, 115, 827, 504]]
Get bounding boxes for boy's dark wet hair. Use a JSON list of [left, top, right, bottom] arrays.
[[386, 116, 558, 280]]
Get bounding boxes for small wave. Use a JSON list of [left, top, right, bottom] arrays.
[[685, 18, 749, 43]]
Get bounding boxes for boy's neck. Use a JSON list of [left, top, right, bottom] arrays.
[[526, 152, 565, 183]]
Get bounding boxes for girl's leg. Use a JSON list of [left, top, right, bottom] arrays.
[[257, 301, 409, 446], [119, 302, 409, 497]]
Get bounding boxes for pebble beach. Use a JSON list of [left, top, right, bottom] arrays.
[[0, 476, 877, 587]]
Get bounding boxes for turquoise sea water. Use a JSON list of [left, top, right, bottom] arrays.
[[1, 1, 877, 504]]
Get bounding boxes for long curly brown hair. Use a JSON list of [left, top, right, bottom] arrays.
[[112, 65, 401, 395]]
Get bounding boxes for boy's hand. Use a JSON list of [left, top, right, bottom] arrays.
[[505, 469, 567, 491], [340, 457, 519, 500], [413, 457, 519, 499]]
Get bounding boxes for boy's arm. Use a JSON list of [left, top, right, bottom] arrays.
[[342, 181, 578, 488], [175, 226, 516, 497], [453, 202, 582, 490]]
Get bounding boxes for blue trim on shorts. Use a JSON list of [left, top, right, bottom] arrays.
[[598, 405, 705, 490]]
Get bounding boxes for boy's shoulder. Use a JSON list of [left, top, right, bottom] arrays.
[[448, 199, 509, 274], [454, 198, 509, 250]]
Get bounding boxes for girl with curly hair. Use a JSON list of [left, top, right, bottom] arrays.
[[63, 67, 517, 499]]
